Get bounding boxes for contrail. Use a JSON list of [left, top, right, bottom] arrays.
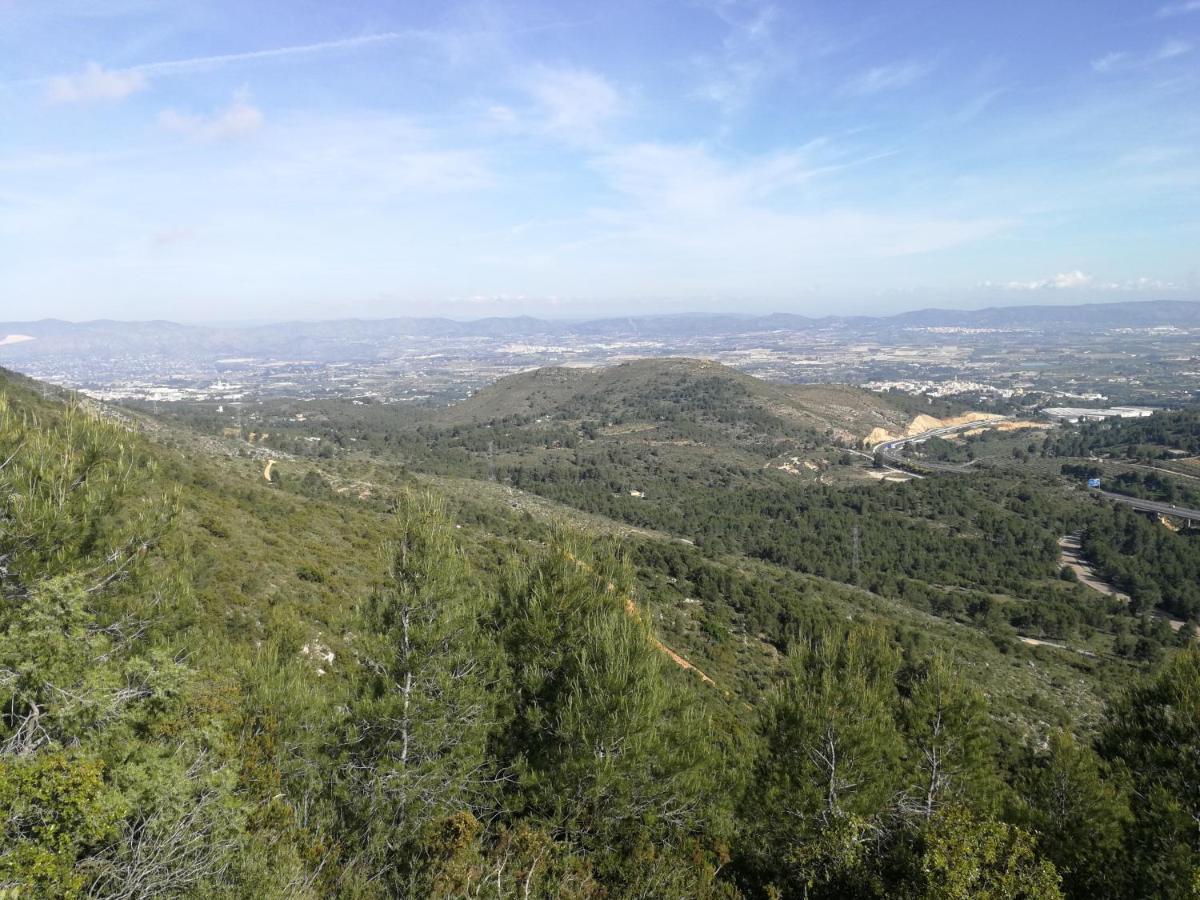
[[7, 31, 420, 90], [129, 31, 415, 76]]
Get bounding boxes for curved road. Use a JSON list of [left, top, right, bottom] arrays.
[[871, 417, 1006, 474], [872, 423, 1200, 525]]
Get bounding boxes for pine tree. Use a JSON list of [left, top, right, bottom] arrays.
[[1016, 730, 1131, 900], [745, 627, 904, 897], [897, 655, 999, 821], [497, 537, 723, 856], [1098, 645, 1200, 899], [345, 494, 501, 887]]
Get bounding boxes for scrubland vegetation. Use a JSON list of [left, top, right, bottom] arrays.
[[2, 367, 1198, 898]]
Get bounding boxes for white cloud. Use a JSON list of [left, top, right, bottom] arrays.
[[160, 90, 264, 141], [1092, 40, 1191, 73], [694, 1, 787, 112], [38, 33, 416, 102], [844, 60, 932, 96], [595, 142, 816, 215], [1121, 276, 1180, 290], [1154, 39, 1193, 60], [1157, 0, 1200, 17], [525, 66, 620, 139], [1003, 270, 1094, 290], [46, 61, 146, 103], [1091, 52, 1129, 73], [487, 104, 518, 127], [231, 114, 494, 196], [994, 272, 1181, 291], [577, 141, 1008, 275]]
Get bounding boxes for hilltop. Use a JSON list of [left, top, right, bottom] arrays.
[[435, 357, 911, 442]]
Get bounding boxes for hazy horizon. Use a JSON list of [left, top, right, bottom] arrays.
[[0, 294, 1196, 329]]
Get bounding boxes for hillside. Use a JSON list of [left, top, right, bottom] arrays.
[[2, 367, 1198, 898], [437, 357, 909, 440]]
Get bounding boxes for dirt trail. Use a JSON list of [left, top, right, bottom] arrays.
[[563, 550, 717, 686], [1019, 636, 1061, 648], [1018, 635, 1096, 657], [1123, 461, 1200, 482], [1058, 534, 1129, 601], [263, 459, 275, 482], [623, 597, 716, 685], [1060, 534, 1195, 637]]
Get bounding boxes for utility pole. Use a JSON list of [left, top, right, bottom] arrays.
[[851, 523, 861, 585], [487, 440, 496, 482]]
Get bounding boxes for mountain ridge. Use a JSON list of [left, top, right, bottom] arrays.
[[4, 299, 1198, 351]]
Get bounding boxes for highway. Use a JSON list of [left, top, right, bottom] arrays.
[[1091, 489, 1200, 522], [871, 417, 1006, 474], [870, 422, 1200, 524]]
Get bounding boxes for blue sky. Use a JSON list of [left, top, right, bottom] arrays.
[[2, 0, 1198, 321]]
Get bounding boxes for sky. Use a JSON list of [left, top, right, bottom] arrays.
[[1, 0, 1199, 322]]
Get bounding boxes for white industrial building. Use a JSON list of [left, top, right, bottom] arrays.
[[1042, 406, 1156, 424]]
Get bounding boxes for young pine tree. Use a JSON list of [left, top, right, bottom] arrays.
[[1098, 645, 1200, 900], [497, 537, 725, 867], [344, 495, 502, 888], [897, 655, 1000, 821], [744, 626, 904, 897], [1015, 730, 1131, 900]]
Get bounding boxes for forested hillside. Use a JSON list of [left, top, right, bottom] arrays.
[[2, 369, 1198, 898], [1048, 410, 1200, 459]]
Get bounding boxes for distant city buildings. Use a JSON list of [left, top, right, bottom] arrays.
[[1042, 406, 1155, 423], [864, 379, 1018, 399]]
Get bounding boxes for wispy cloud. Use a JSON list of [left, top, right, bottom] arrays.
[[160, 89, 264, 141], [843, 60, 932, 96], [1157, 0, 1200, 17], [1154, 39, 1193, 60], [233, 114, 495, 196], [1092, 40, 1192, 72], [579, 140, 1007, 272], [952, 87, 1008, 125], [46, 61, 146, 103], [694, 1, 787, 112], [1091, 52, 1129, 73], [525, 66, 620, 140], [595, 142, 817, 214]]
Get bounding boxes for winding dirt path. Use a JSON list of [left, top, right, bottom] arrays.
[[563, 550, 717, 686], [1058, 534, 1129, 601], [1059, 533, 1195, 637], [623, 597, 716, 685]]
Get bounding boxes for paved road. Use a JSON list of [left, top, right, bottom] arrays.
[[844, 446, 925, 479], [870, 421, 1200, 525], [871, 418, 1006, 473], [1091, 489, 1200, 521]]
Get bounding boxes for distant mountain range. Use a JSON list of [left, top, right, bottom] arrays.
[[2, 299, 1198, 364]]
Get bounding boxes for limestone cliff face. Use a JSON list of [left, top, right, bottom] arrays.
[[863, 412, 995, 448]]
